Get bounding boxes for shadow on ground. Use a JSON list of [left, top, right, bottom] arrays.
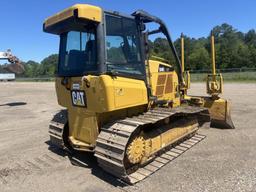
[[45, 140, 128, 187], [0, 102, 27, 107]]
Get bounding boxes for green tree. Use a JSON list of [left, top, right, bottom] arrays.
[[249, 46, 256, 68], [23, 60, 40, 77], [245, 30, 256, 46], [39, 54, 58, 76], [189, 47, 210, 70]]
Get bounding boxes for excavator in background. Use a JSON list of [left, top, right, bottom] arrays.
[[0, 49, 24, 74], [44, 4, 234, 184]]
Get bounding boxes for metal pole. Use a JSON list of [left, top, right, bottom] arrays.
[[211, 31, 216, 76], [181, 33, 185, 73]]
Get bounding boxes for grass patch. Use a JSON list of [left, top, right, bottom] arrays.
[[191, 71, 256, 82], [14, 71, 256, 82], [16, 77, 54, 82]]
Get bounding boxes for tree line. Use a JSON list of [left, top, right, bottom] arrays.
[[151, 23, 256, 71], [8, 23, 256, 77]]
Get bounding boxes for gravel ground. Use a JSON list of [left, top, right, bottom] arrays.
[[0, 82, 255, 192]]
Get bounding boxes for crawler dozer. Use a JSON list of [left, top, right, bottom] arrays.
[[44, 4, 234, 184]]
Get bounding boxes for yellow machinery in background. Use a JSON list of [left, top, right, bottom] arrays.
[[44, 4, 234, 184]]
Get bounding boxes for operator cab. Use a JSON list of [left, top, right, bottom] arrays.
[[44, 4, 145, 80], [43, 4, 182, 107]]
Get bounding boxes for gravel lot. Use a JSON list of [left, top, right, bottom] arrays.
[[0, 82, 255, 192]]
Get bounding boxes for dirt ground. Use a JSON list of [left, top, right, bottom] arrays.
[[0, 82, 255, 192]]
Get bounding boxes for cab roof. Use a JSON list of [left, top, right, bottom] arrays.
[[43, 4, 102, 34]]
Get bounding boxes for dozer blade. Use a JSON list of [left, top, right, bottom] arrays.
[[203, 97, 235, 129]]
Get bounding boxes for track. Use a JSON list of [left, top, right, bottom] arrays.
[[95, 106, 209, 184], [49, 110, 68, 148]]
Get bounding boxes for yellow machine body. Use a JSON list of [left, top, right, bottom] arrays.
[[203, 97, 234, 128], [45, 4, 233, 184], [44, 4, 186, 153], [56, 75, 149, 150], [187, 95, 234, 129], [56, 75, 148, 113], [44, 4, 102, 29], [147, 60, 180, 107], [180, 33, 191, 94], [55, 59, 180, 151]]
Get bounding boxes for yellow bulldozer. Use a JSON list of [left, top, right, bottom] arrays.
[[44, 4, 234, 184]]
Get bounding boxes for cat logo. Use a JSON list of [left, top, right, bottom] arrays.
[[71, 90, 87, 107]]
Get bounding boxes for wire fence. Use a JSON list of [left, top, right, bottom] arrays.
[[16, 77, 55, 82], [190, 67, 256, 73], [190, 68, 256, 81]]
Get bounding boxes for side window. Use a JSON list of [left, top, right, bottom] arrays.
[[58, 30, 97, 75], [64, 31, 97, 68], [105, 15, 125, 63], [66, 31, 86, 52], [106, 36, 126, 63], [104, 14, 143, 75]]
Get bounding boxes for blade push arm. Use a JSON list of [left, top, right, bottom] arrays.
[[206, 32, 223, 97]]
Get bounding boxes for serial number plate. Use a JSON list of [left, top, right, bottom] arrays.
[[71, 90, 87, 107]]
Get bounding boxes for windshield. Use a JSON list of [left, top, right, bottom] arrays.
[[105, 14, 144, 76], [58, 30, 97, 76]]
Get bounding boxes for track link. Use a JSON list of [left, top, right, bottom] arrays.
[[48, 110, 67, 149], [95, 106, 209, 184], [128, 133, 205, 183]]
